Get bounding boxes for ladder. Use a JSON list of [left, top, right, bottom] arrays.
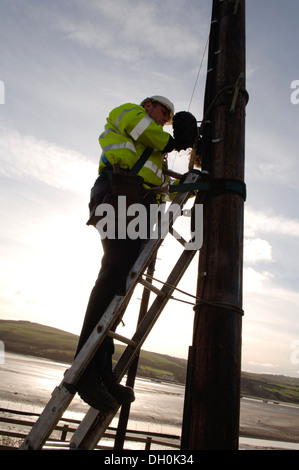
[[20, 170, 202, 450]]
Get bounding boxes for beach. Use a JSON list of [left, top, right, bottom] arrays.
[[1, 352, 299, 450]]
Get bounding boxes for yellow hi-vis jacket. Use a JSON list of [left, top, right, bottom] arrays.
[[98, 103, 171, 188]]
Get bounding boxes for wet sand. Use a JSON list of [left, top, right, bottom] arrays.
[[1, 387, 299, 450], [1, 353, 298, 450], [239, 397, 299, 447]]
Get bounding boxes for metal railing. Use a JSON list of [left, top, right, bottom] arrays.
[[0, 407, 180, 450]]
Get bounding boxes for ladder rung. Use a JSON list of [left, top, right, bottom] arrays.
[[169, 227, 188, 247], [139, 278, 165, 297], [106, 330, 137, 347]]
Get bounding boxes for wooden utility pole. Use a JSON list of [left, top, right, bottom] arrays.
[[182, 0, 248, 449]]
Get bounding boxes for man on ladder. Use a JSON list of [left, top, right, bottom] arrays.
[[75, 96, 197, 412]]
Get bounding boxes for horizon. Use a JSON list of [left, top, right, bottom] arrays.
[[2, 318, 299, 381]]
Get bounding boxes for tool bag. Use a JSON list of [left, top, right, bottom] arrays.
[[87, 148, 153, 235], [109, 169, 144, 203]]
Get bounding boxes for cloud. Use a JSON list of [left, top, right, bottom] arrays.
[[246, 119, 299, 192], [22, 0, 204, 66], [87, 0, 204, 61], [242, 276, 299, 375], [244, 238, 272, 264], [245, 206, 299, 238], [0, 126, 95, 193], [243, 267, 273, 293]]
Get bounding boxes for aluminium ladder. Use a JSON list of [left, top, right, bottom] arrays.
[[20, 169, 202, 450]]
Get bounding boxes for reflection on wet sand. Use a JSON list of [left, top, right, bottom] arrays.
[[1, 352, 299, 449]]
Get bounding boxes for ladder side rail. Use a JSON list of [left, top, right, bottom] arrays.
[[114, 248, 197, 380], [71, 169, 199, 382], [70, 262, 158, 451], [21, 171, 201, 450], [70, 247, 197, 450], [20, 293, 133, 449], [19, 386, 75, 449], [114, 258, 157, 450], [68, 174, 202, 450], [66, 170, 199, 385], [19, 199, 184, 450], [125, 172, 199, 285], [20, 193, 185, 449], [70, 406, 121, 450], [64, 183, 194, 385]]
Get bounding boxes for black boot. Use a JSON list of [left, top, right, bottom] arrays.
[[103, 372, 135, 405], [77, 369, 118, 411]]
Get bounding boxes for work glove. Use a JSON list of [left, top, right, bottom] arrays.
[[172, 111, 198, 151]]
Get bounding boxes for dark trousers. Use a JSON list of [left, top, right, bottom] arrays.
[[75, 236, 143, 376]]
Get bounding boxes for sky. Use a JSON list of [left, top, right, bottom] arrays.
[[0, 0, 298, 378]]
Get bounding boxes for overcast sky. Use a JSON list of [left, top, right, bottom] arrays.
[[0, 0, 298, 378]]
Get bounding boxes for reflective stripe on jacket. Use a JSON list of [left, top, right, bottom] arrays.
[[98, 103, 171, 187]]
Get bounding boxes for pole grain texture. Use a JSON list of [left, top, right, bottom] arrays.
[[182, 0, 247, 450]]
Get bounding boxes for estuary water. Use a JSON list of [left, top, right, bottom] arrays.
[[0, 351, 184, 435], [1, 352, 299, 450]]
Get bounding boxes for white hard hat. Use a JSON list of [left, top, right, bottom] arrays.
[[140, 95, 175, 124]]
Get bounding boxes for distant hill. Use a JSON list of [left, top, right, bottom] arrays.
[[1, 319, 299, 404], [0, 320, 77, 364], [0, 320, 187, 383], [241, 371, 299, 405]]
